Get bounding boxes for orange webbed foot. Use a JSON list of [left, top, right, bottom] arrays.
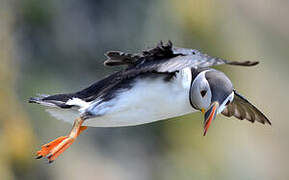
[[35, 117, 86, 163], [36, 136, 75, 163]]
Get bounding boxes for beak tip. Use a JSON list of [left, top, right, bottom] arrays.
[[203, 131, 207, 136]]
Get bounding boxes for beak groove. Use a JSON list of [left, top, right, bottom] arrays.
[[203, 102, 219, 136]]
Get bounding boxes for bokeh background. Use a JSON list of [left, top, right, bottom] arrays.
[[1, 0, 288, 179]]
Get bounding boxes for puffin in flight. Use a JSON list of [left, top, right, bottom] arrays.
[[29, 41, 271, 163]]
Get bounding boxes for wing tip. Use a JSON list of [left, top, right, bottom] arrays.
[[103, 59, 126, 66], [104, 51, 137, 67], [248, 61, 259, 66], [265, 118, 272, 126], [227, 60, 259, 66]]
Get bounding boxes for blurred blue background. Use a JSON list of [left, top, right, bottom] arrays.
[[0, 0, 288, 179]]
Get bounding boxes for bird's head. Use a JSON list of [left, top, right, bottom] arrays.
[[190, 69, 234, 136]]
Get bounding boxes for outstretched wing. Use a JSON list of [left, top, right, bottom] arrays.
[[104, 41, 259, 74], [222, 90, 271, 125]]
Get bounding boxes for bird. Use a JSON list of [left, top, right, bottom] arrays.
[[29, 41, 271, 163]]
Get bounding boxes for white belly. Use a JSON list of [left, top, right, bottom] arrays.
[[46, 68, 197, 127], [83, 69, 196, 127]]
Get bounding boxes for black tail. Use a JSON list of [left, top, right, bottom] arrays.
[[28, 94, 73, 108]]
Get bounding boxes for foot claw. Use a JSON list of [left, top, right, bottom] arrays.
[[35, 155, 43, 159], [46, 153, 52, 159]]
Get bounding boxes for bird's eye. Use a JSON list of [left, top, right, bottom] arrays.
[[225, 100, 230, 106], [200, 90, 207, 97]]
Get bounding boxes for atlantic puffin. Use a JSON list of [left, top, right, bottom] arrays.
[[29, 41, 271, 163]]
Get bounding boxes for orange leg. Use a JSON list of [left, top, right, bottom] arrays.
[[36, 117, 87, 163]]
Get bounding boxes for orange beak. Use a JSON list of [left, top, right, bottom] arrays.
[[203, 102, 219, 136]]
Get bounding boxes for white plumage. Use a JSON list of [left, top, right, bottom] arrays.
[[46, 68, 197, 127]]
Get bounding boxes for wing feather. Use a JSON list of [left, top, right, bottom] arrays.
[[104, 51, 139, 66], [104, 41, 259, 74], [222, 91, 271, 125]]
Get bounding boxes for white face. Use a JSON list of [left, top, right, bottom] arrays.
[[190, 71, 212, 110]]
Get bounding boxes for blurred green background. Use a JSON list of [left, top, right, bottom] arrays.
[[0, 0, 288, 179]]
